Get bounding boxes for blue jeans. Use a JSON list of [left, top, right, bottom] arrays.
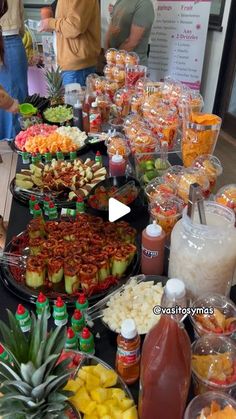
[[62, 67, 96, 87], [0, 35, 28, 140]]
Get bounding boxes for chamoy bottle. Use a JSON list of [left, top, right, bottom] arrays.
[[139, 279, 191, 419], [73, 100, 83, 130], [0, 345, 9, 362], [76, 196, 85, 214], [71, 309, 85, 336], [22, 148, 30, 165], [44, 148, 52, 164], [141, 221, 166, 275], [29, 195, 38, 215], [79, 327, 95, 355], [43, 196, 51, 216], [89, 101, 102, 133], [95, 150, 102, 165], [116, 319, 140, 385], [76, 293, 89, 314], [65, 327, 78, 351], [33, 204, 43, 219], [109, 152, 126, 177]]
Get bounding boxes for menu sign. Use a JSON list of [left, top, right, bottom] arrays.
[[149, 0, 211, 90]]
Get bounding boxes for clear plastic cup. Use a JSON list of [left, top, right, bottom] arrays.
[[112, 65, 126, 87], [191, 335, 236, 396], [215, 184, 236, 215], [182, 114, 222, 167], [145, 177, 177, 203], [125, 52, 139, 66], [113, 88, 131, 118], [104, 64, 114, 81], [184, 391, 236, 419], [177, 167, 210, 204], [192, 154, 223, 193], [150, 193, 184, 236], [190, 293, 236, 339], [125, 65, 147, 87], [115, 50, 127, 66], [105, 48, 117, 65], [162, 165, 186, 188]]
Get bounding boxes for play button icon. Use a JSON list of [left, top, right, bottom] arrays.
[[108, 198, 131, 222]]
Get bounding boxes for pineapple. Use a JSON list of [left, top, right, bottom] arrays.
[[45, 66, 64, 106], [0, 309, 73, 418]]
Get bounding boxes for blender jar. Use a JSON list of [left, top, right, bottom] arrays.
[[168, 202, 236, 299]]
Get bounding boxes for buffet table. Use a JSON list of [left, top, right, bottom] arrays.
[[2, 146, 236, 406]]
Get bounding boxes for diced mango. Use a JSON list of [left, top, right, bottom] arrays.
[[86, 372, 101, 391], [119, 398, 134, 411], [91, 387, 108, 403], [103, 370, 118, 388], [111, 388, 126, 401], [104, 399, 118, 410], [78, 369, 87, 381], [64, 376, 84, 392], [84, 415, 99, 419], [82, 365, 96, 374], [96, 404, 109, 416], [122, 406, 138, 419], [112, 407, 123, 419]]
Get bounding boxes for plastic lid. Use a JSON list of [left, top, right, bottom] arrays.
[[111, 152, 123, 163], [121, 319, 137, 339], [146, 221, 162, 237], [165, 278, 186, 300]]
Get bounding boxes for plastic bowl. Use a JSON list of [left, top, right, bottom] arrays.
[[190, 293, 236, 339], [191, 335, 236, 396], [184, 391, 236, 419], [43, 104, 73, 127]]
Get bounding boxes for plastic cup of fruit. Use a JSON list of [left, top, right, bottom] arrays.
[[104, 64, 114, 81], [215, 184, 236, 217], [161, 165, 186, 189], [191, 335, 236, 396], [115, 50, 127, 66], [150, 193, 185, 237], [93, 76, 106, 94], [192, 154, 223, 193], [105, 48, 117, 65], [86, 73, 100, 90], [130, 130, 159, 155], [125, 65, 147, 87], [104, 80, 119, 101], [177, 167, 210, 204], [182, 115, 222, 168], [145, 177, 177, 203], [125, 52, 140, 66], [190, 293, 236, 339], [184, 391, 236, 419], [113, 88, 131, 118], [123, 118, 145, 140], [112, 65, 126, 87], [130, 93, 143, 114], [96, 94, 111, 123]]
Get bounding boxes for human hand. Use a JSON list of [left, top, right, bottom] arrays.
[[39, 18, 52, 32], [7, 99, 19, 114]]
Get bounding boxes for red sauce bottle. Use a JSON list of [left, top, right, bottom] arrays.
[[115, 319, 140, 385], [139, 280, 191, 419], [82, 87, 94, 133], [141, 221, 166, 275]]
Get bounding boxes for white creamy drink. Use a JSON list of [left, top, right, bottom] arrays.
[[168, 203, 236, 299]]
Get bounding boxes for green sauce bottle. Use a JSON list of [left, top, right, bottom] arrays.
[[15, 304, 31, 333], [71, 309, 85, 336], [75, 293, 89, 314], [65, 327, 78, 350]]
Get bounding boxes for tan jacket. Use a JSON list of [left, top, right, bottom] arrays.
[[0, 0, 25, 36], [0, 85, 14, 110], [48, 0, 101, 71]]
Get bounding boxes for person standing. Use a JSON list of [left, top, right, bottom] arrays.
[[40, 0, 101, 87], [105, 0, 155, 66], [0, 0, 28, 140]]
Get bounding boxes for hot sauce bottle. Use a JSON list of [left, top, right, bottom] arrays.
[[89, 101, 102, 133], [141, 221, 166, 275], [115, 319, 140, 385]]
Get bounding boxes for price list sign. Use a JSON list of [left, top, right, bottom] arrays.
[[149, 0, 211, 90]]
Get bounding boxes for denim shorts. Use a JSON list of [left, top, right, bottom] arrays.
[[62, 66, 96, 87]]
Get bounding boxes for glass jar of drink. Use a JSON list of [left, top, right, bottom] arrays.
[[168, 202, 236, 300]]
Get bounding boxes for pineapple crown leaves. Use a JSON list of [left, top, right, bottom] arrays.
[[44, 65, 64, 98], [0, 309, 73, 418]]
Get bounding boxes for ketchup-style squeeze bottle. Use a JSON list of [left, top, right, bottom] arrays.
[[141, 221, 166, 275]]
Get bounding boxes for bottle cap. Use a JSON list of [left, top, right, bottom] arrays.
[[146, 221, 162, 237], [34, 204, 40, 211], [77, 196, 83, 203], [30, 195, 36, 201], [38, 292, 46, 303], [81, 327, 91, 339], [0, 345, 4, 355], [121, 319, 137, 339], [74, 100, 82, 109], [56, 297, 64, 307], [49, 202, 55, 208], [111, 152, 123, 163], [73, 309, 82, 320], [17, 304, 25, 315], [67, 327, 75, 339], [165, 278, 186, 300], [78, 293, 86, 304], [44, 196, 50, 202]]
